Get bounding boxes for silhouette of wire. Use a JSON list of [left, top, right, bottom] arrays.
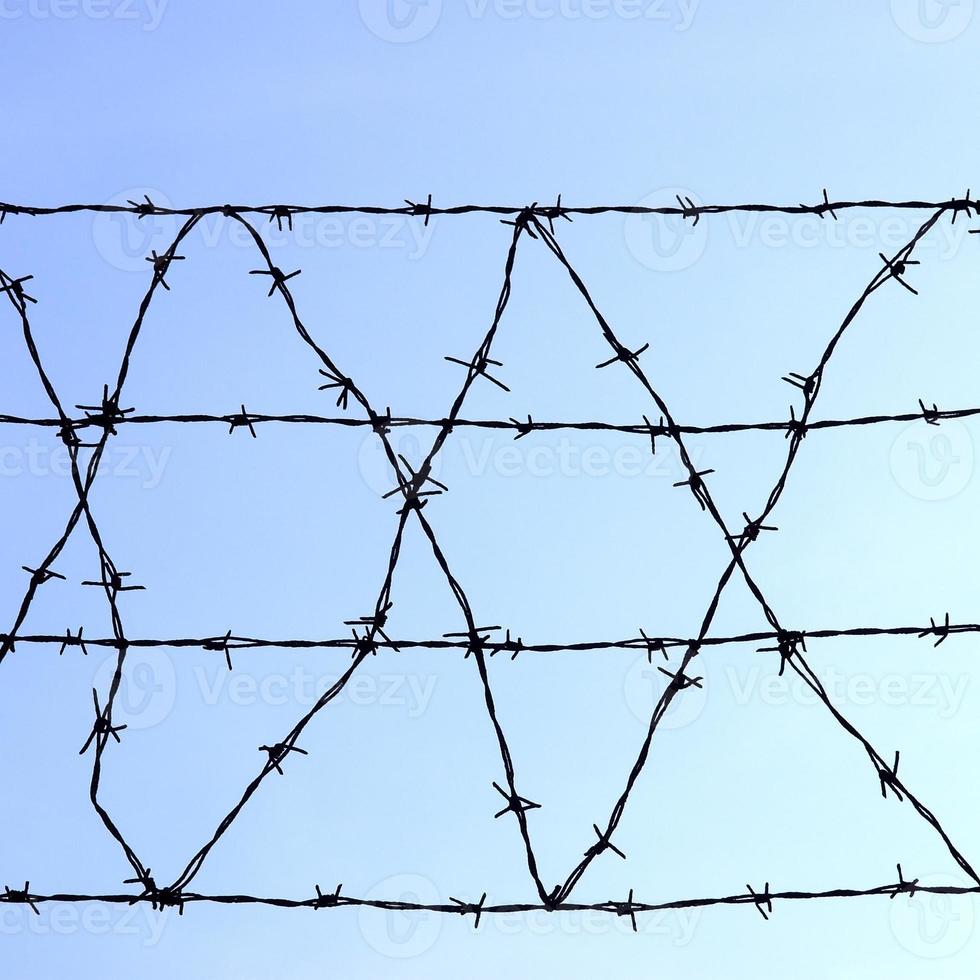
[[0, 195, 977, 926]]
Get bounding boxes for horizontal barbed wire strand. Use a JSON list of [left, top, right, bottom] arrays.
[[0, 402, 973, 437], [0, 192, 976, 219], [0, 877, 971, 921], [12, 619, 978, 655]]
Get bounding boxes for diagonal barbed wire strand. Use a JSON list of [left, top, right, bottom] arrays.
[[1, 215, 206, 880], [167, 214, 554, 904], [528, 207, 977, 902], [535, 208, 980, 899]]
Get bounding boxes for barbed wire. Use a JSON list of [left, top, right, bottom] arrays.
[[0, 400, 976, 438], [1, 196, 977, 926], [3, 617, 978, 657], [0, 878, 975, 923], [0, 189, 976, 221]]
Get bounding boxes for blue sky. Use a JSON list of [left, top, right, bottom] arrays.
[[2, 2, 980, 977]]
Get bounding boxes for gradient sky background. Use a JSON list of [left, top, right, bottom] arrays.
[[2, 2, 980, 977]]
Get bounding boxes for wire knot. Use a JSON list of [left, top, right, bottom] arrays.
[[369, 407, 392, 437], [785, 404, 807, 439], [746, 882, 773, 919], [383, 454, 448, 508], [59, 626, 88, 656], [445, 350, 510, 392], [313, 883, 343, 909], [228, 404, 257, 438], [127, 194, 158, 218], [145, 249, 184, 290], [404, 194, 434, 226], [501, 203, 539, 237], [446, 625, 501, 659], [249, 265, 301, 297], [587, 824, 626, 860], [806, 188, 837, 220], [345, 602, 398, 649], [22, 564, 65, 587], [596, 341, 650, 371], [610, 888, 639, 932], [491, 780, 540, 820], [449, 892, 487, 928], [260, 741, 308, 775], [638, 628, 668, 662], [79, 688, 126, 754], [509, 414, 534, 439], [919, 612, 951, 647], [674, 194, 701, 226], [949, 189, 974, 224], [540, 194, 573, 233], [123, 871, 184, 913], [757, 630, 806, 676], [76, 384, 134, 435], [0, 273, 37, 305], [672, 468, 715, 510], [3, 882, 39, 915], [318, 369, 355, 409], [890, 863, 919, 899], [782, 370, 817, 401], [918, 398, 941, 426], [489, 628, 524, 660], [739, 512, 778, 545], [879, 750, 903, 801], [203, 629, 235, 670], [267, 206, 295, 231], [82, 563, 144, 595], [879, 251, 920, 295], [657, 665, 703, 690]]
